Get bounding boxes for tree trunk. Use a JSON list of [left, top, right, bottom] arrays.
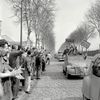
[[35, 33, 38, 48]]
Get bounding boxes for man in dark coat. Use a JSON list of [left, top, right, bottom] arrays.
[[35, 52, 42, 79], [9, 45, 23, 100]]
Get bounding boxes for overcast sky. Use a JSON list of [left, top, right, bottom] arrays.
[[0, 0, 98, 51]]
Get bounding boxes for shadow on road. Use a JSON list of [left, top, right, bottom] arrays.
[[58, 97, 82, 100], [43, 71, 83, 81], [67, 75, 83, 80], [43, 71, 66, 80]]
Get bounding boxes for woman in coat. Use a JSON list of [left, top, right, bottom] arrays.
[[82, 54, 100, 100]]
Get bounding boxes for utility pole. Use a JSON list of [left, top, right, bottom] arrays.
[[20, 0, 23, 47]]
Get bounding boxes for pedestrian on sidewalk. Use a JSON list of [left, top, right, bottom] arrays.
[[35, 52, 42, 79], [9, 45, 24, 100], [1, 43, 13, 100], [0, 41, 22, 100], [46, 52, 51, 65], [41, 53, 46, 72], [82, 54, 100, 100], [22, 50, 32, 94], [30, 48, 37, 79]]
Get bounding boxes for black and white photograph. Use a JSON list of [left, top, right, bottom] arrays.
[[0, 0, 100, 100]]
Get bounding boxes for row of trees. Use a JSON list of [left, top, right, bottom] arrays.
[[68, 0, 100, 48], [8, 0, 55, 51], [69, 22, 95, 44]]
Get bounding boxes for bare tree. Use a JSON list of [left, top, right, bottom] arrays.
[[86, 0, 100, 37], [8, 0, 55, 50], [82, 22, 96, 40], [9, 0, 33, 42], [84, 0, 100, 48], [31, 0, 55, 49], [68, 22, 95, 44]]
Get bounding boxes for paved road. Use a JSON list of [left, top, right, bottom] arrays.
[[17, 59, 83, 100]]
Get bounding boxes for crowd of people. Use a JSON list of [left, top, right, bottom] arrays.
[[0, 39, 51, 100]]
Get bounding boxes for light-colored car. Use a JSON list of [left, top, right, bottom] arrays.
[[63, 56, 90, 78], [82, 54, 100, 100]]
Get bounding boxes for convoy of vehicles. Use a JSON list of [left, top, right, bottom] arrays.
[[56, 38, 100, 99]]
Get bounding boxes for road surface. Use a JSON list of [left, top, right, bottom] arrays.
[[17, 58, 83, 100]]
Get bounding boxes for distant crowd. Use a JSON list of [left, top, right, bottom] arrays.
[[0, 39, 51, 100]]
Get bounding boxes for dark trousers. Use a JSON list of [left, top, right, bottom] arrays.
[[11, 77, 20, 99], [19, 79, 25, 91], [2, 78, 12, 100], [42, 61, 46, 71], [36, 65, 41, 79]]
